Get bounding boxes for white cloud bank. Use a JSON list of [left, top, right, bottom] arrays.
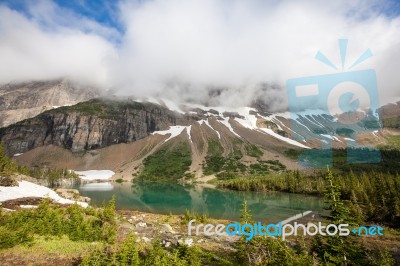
[[0, 0, 399, 110]]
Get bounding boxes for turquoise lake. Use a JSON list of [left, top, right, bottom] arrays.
[[75, 181, 324, 223]]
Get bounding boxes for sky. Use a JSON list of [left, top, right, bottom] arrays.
[[0, 0, 400, 110]]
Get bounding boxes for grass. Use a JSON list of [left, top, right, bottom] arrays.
[[17, 235, 101, 255], [382, 117, 400, 129], [382, 135, 400, 149], [0, 235, 103, 265], [138, 142, 192, 181]]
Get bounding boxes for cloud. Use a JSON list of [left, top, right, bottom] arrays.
[[0, 0, 400, 110], [0, 1, 118, 88]]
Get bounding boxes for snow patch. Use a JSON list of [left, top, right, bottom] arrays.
[[74, 170, 115, 181], [258, 128, 310, 149], [13, 153, 23, 157], [344, 138, 355, 142], [320, 134, 342, 143], [186, 125, 192, 143], [0, 181, 88, 207], [332, 136, 342, 143], [152, 126, 187, 142], [218, 118, 241, 138], [20, 205, 38, 209], [320, 134, 334, 140], [52, 104, 72, 109]]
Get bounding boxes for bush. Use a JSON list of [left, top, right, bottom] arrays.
[[0, 197, 117, 250], [138, 143, 192, 181]]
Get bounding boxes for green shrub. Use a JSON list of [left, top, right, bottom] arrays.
[[138, 143, 192, 181], [0, 197, 117, 250]]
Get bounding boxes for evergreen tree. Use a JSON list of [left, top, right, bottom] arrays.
[[314, 169, 366, 265], [239, 199, 252, 224]]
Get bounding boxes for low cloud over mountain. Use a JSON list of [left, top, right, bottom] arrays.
[[0, 0, 399, 109]]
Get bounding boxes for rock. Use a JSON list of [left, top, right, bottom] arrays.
[[81, 197, 91, 202], [142, 237, 151, 243], [128, 219, 133, 223], [136, 222, 147, 228], [178, 238, 193, 247], [0, 98, 181, 155], [162, 239, 172, 248], [160, 223, 175, 233], [0, 79, 99, 128]]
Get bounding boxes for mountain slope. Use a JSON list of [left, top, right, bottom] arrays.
[[0, 79, 99, 127], [1, 96, 399, 180]]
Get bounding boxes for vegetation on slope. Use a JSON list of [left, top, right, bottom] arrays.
[[202, 139, 284, 178], [217, 170, 400, 227], [52, 98, 158, 119], [0, 198, 116, 250], [138, 142, 192, 181], [0, 143, 78, 187]]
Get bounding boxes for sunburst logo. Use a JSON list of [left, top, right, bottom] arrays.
[[315, 39, 373, 71], [286, 39, 381, 168]]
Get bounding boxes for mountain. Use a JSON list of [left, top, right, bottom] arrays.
[[0, 80, 399, 181], [0, 79, 99, 127]]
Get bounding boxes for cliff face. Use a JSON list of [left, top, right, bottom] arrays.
[[0, 79, 99, 127], [0, 99, 180, 155]]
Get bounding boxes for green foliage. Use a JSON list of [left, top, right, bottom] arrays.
[[54, 99, 150, 119], [0, 143, 17, 176], [218, 170, 400, 227], [284, 148, 302, 159], [203, 140, 225, 175], [0, 198, 117, 250], [181, 209, 208, 224], [17, 166, 79, 187], [382, 116, 400, 128], [335, 127, 355, 137], [115, 178, 124, 183], [381, 135, 400, 149], [116, 233, 140, 266], [245, 144, 263, 158], [323, 169, 349, 224], [313, 169, 371, 265], [235, 235, 313, 265], [81, 236, 224, 266], [218, 171, 323, 194], [239, 200, 252, 224], [138, 143, 192, 181], [0, 142, 79, 188]]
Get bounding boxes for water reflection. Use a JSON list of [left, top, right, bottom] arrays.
[[75, 181, 324, 223], [80, 182, 114, 191]]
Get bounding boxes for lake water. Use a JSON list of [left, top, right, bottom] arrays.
[[74, 181, 324, 223]]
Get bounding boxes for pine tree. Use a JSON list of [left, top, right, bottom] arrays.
[[314, 168, 367, 265], [239, 199, 252, 224]]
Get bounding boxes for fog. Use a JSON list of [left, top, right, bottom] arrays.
[[0, 0, 399, 110]]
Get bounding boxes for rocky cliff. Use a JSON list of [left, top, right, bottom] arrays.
[[0, 98, 184, 155]]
